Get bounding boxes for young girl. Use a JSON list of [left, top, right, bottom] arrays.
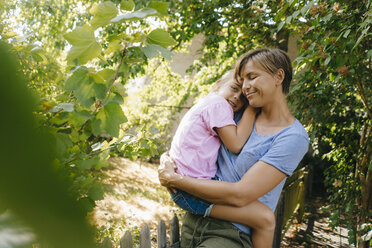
[[168, 70, 275, 248]]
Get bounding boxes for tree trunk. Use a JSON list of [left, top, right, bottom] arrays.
[[356, 124, 371, 248]]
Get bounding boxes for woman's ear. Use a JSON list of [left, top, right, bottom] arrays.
[[274, 69, 285, 85]]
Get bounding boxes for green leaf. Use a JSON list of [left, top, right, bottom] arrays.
[[93, 83, 107, 100], [274, 2, 289, 21], [65, 67, 96, 107], [108, 91, 124, 104], [285, 16, 292, 24], [92, 69, 116, 85], [141, 45, 158, 58], [322, 13, 332, 22], [50, 112, 69, 125], [289, 0, 298, 8], [148, 1, 169, 15], [349, 55, 357, 65], [343, 29, 351, 38], [329, 73, 335, 81], [54, 133, 73, 158], [367, 49, 372, 59], [120, 0, 135, 11], [91, 68, 116, 99], [50, 103, 74, 113], [104, 40, 121, 55], [76, 157, 99, 171], [292, 10, 300, 18], [324, 56, 331, 66], [90, 1, 118, 28], [352, 26, 370, 50], [64, 26, 93, 46], [111, 8, 157, 22], [300, 1, 313, 16], [141, 44, 172, 60], [277, 21, 285, 32], [78, 197, 95, 212], [88, 184, 104, 201], [94, 159, 110, 170], [65, 66, 89, 90], [68, 110, 93, 128], [64, 26, 101, 64], [336, 55, 346, 67], [146, 29, 177, 48], [91, 102, 127, 137], [119, 62, 129, 74]]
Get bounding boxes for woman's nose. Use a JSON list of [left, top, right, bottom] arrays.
[[242, 80, 250, 93]]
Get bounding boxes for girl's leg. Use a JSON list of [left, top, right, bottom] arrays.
[[210, 200, 275, 248]]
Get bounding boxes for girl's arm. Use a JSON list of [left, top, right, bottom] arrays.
[[158, 153, 286, 207], [215, 106, 256, 154]]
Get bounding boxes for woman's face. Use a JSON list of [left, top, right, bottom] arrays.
[[240, 60, 279, 108]]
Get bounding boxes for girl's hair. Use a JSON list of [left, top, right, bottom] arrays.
[[234, 48, 293, 94], [212, 69, 235, 92]]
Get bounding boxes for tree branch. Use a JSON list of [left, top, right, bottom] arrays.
[[106, 46, 127, 96], [148, 104, 191, 109], [354, 73, 372, 120], [78, 46, 127, 133]]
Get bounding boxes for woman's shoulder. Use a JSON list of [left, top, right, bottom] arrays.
[[286, 119, 309, 140], [268, 119, 309, 148]]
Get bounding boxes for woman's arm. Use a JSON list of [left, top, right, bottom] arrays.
[[158, 153, 286, 207], [216, 106, 256, 154]]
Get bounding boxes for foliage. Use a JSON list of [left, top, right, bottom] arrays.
[[284, 1, 371, 245], [0, 42, 95, 248], [164, 0, 372, 246], [0, 0, 176, 245]]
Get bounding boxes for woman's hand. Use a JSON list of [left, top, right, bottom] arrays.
[[157, 152, 181, 188]]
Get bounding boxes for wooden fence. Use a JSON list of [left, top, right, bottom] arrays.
[[272, 165, 311, 248], [100, 215, 180, 248], [100, 165, 311, 248]]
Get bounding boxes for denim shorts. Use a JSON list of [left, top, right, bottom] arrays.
[[170, 189, 213, 217]]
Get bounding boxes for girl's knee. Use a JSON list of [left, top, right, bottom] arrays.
[[261, 209, 276, 232], [251, 209, 275, 232]]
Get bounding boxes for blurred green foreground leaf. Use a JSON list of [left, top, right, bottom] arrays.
[[0, 42, 96, 248]]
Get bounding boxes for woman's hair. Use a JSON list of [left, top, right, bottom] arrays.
[[234, 48, 293, 94]]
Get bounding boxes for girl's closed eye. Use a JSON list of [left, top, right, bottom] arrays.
[[231, 86, 239, 91]]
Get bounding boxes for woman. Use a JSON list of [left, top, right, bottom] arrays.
[[158, 48, 309, 248]]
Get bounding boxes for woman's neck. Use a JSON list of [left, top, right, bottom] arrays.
[[255, 96, 295, 135]]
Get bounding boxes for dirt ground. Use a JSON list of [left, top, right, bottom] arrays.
[[93, 157, 355, 247], [282, 196, 355, 247], [91, 157, 181, 242]]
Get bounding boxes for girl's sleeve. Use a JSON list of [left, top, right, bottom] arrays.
[[202, 98, 236, 136], [260, 131, 309, 176]]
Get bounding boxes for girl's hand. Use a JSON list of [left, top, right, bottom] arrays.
[[158, 152, 181, 190]]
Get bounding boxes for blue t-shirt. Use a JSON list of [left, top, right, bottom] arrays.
[[215, 116, 309, 234]]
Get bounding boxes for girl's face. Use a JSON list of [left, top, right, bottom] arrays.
[[216, 79, 246, 112], [240, 60, 281, 108]]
